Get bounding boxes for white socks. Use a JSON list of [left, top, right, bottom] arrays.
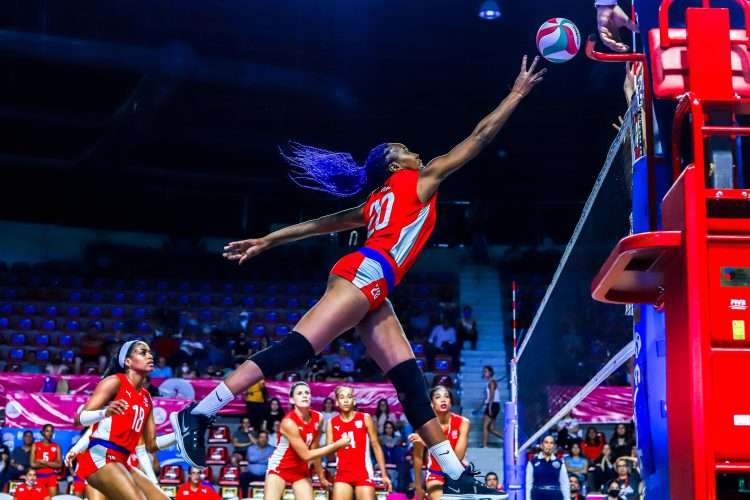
[[191, 382, 234, 417], [428, 440, 465, 480]]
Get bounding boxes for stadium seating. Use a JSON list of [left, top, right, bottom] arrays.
[[206, 446, 229, 465], [207, 425, 231, 444]]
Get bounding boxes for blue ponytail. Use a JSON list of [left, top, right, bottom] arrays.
[[279, 141, 390, 197]]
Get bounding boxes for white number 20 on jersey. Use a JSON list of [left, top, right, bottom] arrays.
[[367, 192, 395, 237]]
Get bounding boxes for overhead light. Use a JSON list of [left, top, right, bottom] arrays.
[[478, 0, 502, 20]]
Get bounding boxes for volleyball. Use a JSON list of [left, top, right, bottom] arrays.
[[536, 18, 581, 63]]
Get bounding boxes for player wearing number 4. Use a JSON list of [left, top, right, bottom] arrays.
[[172, 54, 545, 497], [73, 340, 176, 500], [328, 386, 392, 499]]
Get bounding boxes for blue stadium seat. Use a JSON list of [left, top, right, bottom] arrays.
[[263, 297, 277, 308], [45, 305, 58, 317], [113, 320, 125, 331], [286, 298, 300, 309], [198, 309, 213, 322], [134, 292, 147, 304], [87, 320, 103, 331], [275, 325, 290, 337], [252, 324, 266, 337], [242, 283, 255, 294], [22, 304, 37, 315], [433, 355, 452, 373], [113, 279, 126, 290], [265, 311, 278, 323], [4, 289, 17, 300], [156, 281, 169, 290], [59, 335, 74, 347], [91, 291, 104, 303], [66, 306, 81, 317], [132, 307, 147, 320], [137, 322, 151, 333], [41, 319, 56, 332], [92, 277, 106, 289], [35, 350, 50, 362], [266, 284, 280, 295], [65, 320, 80, 332], [112, 292, 126, 304], [86, 306, 102, 318], [307, 298, 318, 308], [249, 340, 262, 351], [0, 317, 8, 329], [70, 277, 84, 288], [110, 307, 125, 318], [286, 311, 301, 323], [134, 279, 148, 290], [0, 303, 12, 315], [242, 296, 255, 307], [177, 295, 190, 305], [18, 318, 32, 330], [415, 357, 427, 371], [9, 348, 25, 361], [220, 296, 234, 306], [341, 342, 354, 353], [287, 284, 301, 295], [198, 295, 211, 306], [69, 291, 83, 302], [222, 283, 234, 293], [11, 333, 26, 345], [411, 343, 425, 355], [199, 282, 212, 292], [155, 294, 169, 306], [61, 349, 75, 362], [178, 281, 191, 291]]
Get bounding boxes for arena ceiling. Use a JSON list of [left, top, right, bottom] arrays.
[[0, 0, 626, 244]]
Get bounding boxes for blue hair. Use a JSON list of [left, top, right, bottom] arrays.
[[279, 141, 390, 197]]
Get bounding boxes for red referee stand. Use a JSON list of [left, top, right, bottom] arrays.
[[592, 1, 750, 497]]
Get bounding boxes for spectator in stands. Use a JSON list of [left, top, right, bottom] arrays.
[[605, 458, 641, 500], [30, 424, 61, 497], [244, 380, 267, 432], [179, 361, 198, 379], [10, 431, 33, 479], [239, 430, 275, 496], [458, 305, 478, 350], [318, 398, 337, 446], [44, 357, 68, 376], [481, 366, 503, 448], [262, 398, 284, 433], [267, 421, 281, 447], [331, 345, 355, 374], [306, 357, 327, 382], [407, 309, 431, 339], [326, 362, 351, 382], [177, 467, 221, 500], [608, 424, 634, 462], [373, 399, 407, 435], [592, 444, 616, 493], [525, 435, 570, 500], [605, 481, 620, 499], [0, 441, 10, 490], [232, 417, 257, 454], [484, 471, 502, 491], [569, 475, 585, 500], [79, 326, 105, 363], [12, 469, 49, 500], [564, 443, 588, 483], [581, 427, 605, 463], [379, 421, 403, 452], [179, 332, 206, 363], [428, 316, 457, 358], [151, 356, 173, 378]]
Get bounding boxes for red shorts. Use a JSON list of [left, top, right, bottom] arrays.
[[425, 471, 446, 485], [71, 476, 86, 495], [35, 474, 58, 490], [75, 444, 130, 481], [334, 471, 376, 488], [330, 248, 396, 311], [267, 467, 310, 484]]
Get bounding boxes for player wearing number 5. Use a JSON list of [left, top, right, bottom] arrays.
[[328, 386, 392, 499], [174, 55, 543, 496], [74, 340, 175, 500], [30, 424, 62, 497]]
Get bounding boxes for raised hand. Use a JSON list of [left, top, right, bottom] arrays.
[[222, 238, 271, 265], [105, 399, 129, 417], [597, 4, 639, 53], [511, 55, 546, 98]]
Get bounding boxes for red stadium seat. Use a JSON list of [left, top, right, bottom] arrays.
[[158, 465, 185, 485], [207, 425, 231, 444], [199, 466, 214, 484], [217, 466, 240, 486], [205, 446, 229, 465]]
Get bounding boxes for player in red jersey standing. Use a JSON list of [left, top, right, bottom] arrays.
[[328, 386, 392, 500], [74, 340, 176, 500], [174, 55, 544, 497], [12, 470, 50, 500], [176, 468, 221, 499], [30, 424, 62, 497], [265, 382, 351, 500]]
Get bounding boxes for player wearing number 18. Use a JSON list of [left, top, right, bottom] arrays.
[[74, 340, 173, 500], [174, 55, 544, 497]]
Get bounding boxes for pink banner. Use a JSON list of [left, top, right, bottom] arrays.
[[4, 392, 192, 432], [264, 382, 400, 414], [548, 386, 632, 423]]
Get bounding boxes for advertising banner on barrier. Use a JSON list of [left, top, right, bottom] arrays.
[[548, 385, 632, 423], [264, 381, 401, 414]]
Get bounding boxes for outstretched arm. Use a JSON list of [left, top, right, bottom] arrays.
[[417, 56, 545, 202], [223, 203, 365, 265]]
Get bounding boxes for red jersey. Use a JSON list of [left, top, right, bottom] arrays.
[[13, 483, 48, 500], [363, 169, 437, 284], [426, 413, 466, 473], [330, 412, 374, 480], [91, 373, 152, 454], [267, 409, 321, 477], [176, 483, 221, 499], [33, 442, 60, 475]]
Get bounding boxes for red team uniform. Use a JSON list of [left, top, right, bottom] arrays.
[[13, 483, 48, 500], [176, 482, 221, 499], [330, 412, 376, 487], [331, 169, 437, 310], [266, 410, 321, 483], [76, 373, 153, 481], [33, 442, 60, 490], [425, 413, 466, 484]]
